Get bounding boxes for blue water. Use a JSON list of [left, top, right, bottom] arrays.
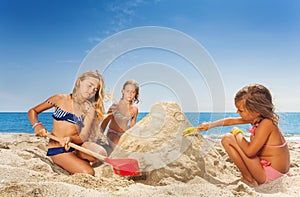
[[1, 112, 299, 141]]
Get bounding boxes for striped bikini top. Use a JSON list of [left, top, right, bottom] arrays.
[[52, 107, 83, 126], [47, 100, 84, 126]]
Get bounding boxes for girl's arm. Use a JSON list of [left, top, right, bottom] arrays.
[[100, 106, 113, 133], [198, 117, 250, 131], [73, 106, 97, 144], [28, 95, 60, 137], [236, 119, 273, 157], [128, 106, 138, 128]]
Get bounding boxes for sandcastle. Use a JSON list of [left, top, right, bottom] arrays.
[[102, 102, 234, 185]]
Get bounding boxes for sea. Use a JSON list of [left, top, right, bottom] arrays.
[[1, 112, 300, 141]]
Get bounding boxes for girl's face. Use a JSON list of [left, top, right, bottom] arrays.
[[79, 77, 100, 100], [235, 100, 260, 122], [122, 84, 136, 102]]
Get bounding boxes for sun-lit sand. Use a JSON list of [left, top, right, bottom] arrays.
[[0, 102, 299, 197]]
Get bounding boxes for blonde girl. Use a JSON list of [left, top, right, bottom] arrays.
[[28, 71, 107, 175], [101, 80, 139, 149]]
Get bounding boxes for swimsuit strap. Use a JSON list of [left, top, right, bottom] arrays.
[[264, 141, 288, 148], [253, 118, 263, 127], [246, 117, 264, 137]]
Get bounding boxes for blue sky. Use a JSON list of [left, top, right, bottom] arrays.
[[0, 0, 299, 112]]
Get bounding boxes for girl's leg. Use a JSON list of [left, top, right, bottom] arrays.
[[107, 132, 120, 146], [77, 142, 108, 162], [51, 152, 95, 175], [221, 133, 266, 185]]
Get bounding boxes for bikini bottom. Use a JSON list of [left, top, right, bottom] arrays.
[[261, 160, 290, 183], [46, 147, 75, 156], [107, 128, 124, 137]]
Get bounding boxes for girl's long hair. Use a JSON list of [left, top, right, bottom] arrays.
[[235, 84, 279, 124], [73, 70, 105, 121]]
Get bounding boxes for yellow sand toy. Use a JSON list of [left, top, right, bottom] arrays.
[[182, 127, 199, 136]]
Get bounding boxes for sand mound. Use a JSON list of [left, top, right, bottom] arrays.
[[105, 102, 237, 185]]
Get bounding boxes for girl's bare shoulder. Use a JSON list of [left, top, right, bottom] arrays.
[[49, 94, 68, 100], [130, 105, 138, 114], [257, 118, 278, 137], [47, 94, 70, 106], [260, 118, 277, 128]]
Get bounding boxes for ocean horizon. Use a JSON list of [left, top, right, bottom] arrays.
[[1, 112, 300, 141]]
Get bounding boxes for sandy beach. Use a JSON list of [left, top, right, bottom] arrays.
[[1, 102, 299, 197]]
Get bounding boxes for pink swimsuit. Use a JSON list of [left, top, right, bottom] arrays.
[[247, 119, 290, 184], [260, 159, 289, 184], [107, 128, 124, 137]]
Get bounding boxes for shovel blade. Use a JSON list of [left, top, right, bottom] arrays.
[[104, 158, 141, 176], [183, 127, 198, 136]]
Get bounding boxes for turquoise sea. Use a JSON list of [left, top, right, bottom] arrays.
[[1, 112, 299, 141]]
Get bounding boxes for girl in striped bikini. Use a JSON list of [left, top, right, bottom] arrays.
[[28, 71, 107, 175]]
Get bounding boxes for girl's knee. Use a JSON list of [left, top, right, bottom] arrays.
[[221, 133, 234, 146], [83, 168, 95, 176], [79, 142, 107, 164], [83, 142, 108, 156], [77, 166, 95, 176]]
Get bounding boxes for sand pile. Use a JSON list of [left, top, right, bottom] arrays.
[[108, 102, 236, 185]]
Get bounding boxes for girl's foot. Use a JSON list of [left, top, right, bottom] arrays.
[[229, 177, 258, 187]]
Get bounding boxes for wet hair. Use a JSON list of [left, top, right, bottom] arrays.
[[234, 84, 279, 124], [122, 80, 140, 104], [73, 70, 105, 121]]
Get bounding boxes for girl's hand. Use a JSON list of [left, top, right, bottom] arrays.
[[183, 122, 210, 136], [183, 127, 198, 136], [60, 137, 71, 150], [230, 127, 245, 136], [198, 122, 210, 131], [34, 126, 49, 138], [110, 103, 118, 112]]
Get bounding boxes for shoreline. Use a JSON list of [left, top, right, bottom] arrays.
[[2, 131, 300, 142]]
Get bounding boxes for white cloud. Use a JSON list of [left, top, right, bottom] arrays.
[[106, 0, 146, 33]]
